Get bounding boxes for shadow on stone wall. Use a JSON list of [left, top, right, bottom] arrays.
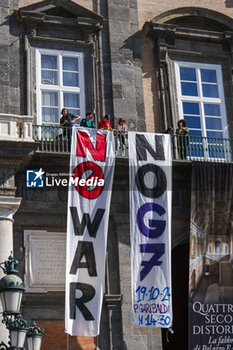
[[120, 30, 142, 61], [122, 30, 162, 132]]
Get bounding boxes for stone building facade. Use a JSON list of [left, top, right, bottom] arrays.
[[1, 0, 233, 349]]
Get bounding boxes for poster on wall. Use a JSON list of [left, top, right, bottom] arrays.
[[189, 162, 233, 350], [65, 127, 115, 336], [129, 132, 172, 328]]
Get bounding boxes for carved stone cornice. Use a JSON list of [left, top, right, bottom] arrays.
[[144, 22, 233, 46], [17, 11, 103, 32], [0, 197, 22, 222]]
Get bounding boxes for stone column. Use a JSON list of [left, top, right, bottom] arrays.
[[0, 196, 22, 344]]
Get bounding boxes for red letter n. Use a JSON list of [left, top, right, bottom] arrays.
[[76, 131, 106, 162]]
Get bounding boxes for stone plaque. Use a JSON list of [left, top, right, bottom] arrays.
[[24, 230, 66, 292]]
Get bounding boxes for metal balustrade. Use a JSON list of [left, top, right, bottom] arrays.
[[173, 134, 233, 162], [33, 125, 233, 162]]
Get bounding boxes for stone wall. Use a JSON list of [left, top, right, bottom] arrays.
[[106, 0, 146, 131], [0, 0, 20, 115]]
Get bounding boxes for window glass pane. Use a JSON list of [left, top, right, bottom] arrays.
[[202, 84, 219, 98], [184, 116, 201, 129], [181, 82, 198, 96], [64, 93, 80, 108], [41, 70, 57, 85], [200, 69, 217, 83], [188, 130, 202, 137], [69, 108, 80, 116], [42, 91, 58, 106], [180, 67, 196, 81], [182, 102, 200, 115], [204, 104, 220, 116], [63, 57, 79, 72], [41, 55, 57, 69], [38, 50, 85, 126], [205, 118, 222, 130], [42, 107, 59, 123], [176, 62, 226, 159], [63, 72, 79, 87], [207, 131, 223, 139]]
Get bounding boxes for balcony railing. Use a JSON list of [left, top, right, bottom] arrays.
[[33, 125, 233, 162]]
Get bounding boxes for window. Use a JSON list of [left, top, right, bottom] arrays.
[[215, 240, 221, 253], [36, 49, 85, 124], [175, 62, 228, 159]]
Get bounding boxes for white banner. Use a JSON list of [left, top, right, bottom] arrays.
[[129, 132, 172, 328], [65, 127, 115, 336]]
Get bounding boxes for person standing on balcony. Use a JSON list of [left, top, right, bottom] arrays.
[[60, 108, 81, 128], [98, 115, 112, 130], [115, 117, 127, 157], [80, 111, 96, 128], [60, 108, 81, 151], [176, 119, 189, 160]]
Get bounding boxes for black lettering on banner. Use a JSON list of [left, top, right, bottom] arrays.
[[70, 282, 95, 321], [136, 134, 165, 161], [135, 164, 167, 198], [70, 241, 97, 276], [70, 207, 105, 238]]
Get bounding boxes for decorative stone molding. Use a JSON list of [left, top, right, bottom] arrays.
[[151, 7, 233, 30], [0, 113, 34, 142], [144, 22, 233, 45], [16, 0, 104, 36], [0, 196, 22, 222], [24, 230, 66, 292]]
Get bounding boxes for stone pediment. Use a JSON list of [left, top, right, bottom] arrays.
[[17, 0, 103, 31]]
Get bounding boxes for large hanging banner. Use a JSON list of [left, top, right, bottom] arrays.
[[189, 162, 233, 350], [129, 132, 172, 328], [65, 127, 115, 336]]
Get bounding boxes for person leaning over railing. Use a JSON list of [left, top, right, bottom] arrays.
[[80, 111, 96, 128], [98, 114, 112, 130], [60, 108, 81, 128], [60, 108, 81, 151], [176, 119, 189, 160], [115, 117, 127, 156]]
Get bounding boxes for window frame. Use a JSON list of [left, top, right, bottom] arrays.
[[174, 61, 228, 140], [36, 48, 85, 125]]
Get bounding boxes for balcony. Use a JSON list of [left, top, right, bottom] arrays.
[[0, 113, 34, 141], [32, 125, 233, 162]]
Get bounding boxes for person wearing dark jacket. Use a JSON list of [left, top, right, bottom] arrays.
[[59, 108, 81, 151]]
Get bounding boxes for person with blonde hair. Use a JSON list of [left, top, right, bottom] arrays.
[[115, 117, 127, 156]]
